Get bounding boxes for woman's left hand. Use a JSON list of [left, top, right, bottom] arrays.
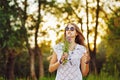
[[82, 53, 90, 64]]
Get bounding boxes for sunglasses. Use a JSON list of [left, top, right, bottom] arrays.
[[65, 27, 75, 31]]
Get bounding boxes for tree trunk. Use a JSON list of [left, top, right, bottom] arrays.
[[90, 0, 100, 74], [86, 0, 90, 50], [35, 41, 44, 78], [29, 48, 37, 80], [6, 49, 15, 80], [90, 51, 97, 74], [85, 0, 99, 74], [38, 48, 44, 77], [14, 0, 37, 79], [34, 0, 44, 78], [22, 0, 37, 79]]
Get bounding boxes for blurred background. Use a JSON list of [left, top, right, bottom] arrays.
[[0, 0, 120, 80]]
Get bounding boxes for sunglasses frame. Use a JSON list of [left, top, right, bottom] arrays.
[[65, 27, 75, 31]]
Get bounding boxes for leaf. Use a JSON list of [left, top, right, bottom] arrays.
[[63, 40, 69, 53]]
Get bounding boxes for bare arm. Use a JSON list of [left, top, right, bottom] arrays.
[[81, 53, 90, 76], [48, 52, 60, 73]]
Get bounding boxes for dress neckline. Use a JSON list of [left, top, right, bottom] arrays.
[[69, 44, 78, 51]]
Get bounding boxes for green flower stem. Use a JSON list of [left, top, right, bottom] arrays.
[[62, 39, 70, 65]]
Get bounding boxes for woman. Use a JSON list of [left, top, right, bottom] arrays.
[[49, 23, 90, 80]]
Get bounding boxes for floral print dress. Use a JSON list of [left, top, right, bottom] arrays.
[[53, 43, 86, 80]]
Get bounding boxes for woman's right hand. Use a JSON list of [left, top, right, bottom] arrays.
[[60, 52, 68, 63]]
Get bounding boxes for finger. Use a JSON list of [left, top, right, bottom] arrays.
[[61, 56, 65, 61], [82, 55, 89, 60], [63, 52, 68, 55], [84, 53, 89, 56]]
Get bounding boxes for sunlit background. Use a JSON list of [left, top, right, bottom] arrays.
[[25, 0, 120, 48], [1, 0, 120, 80], [10, 0, 120, 49]]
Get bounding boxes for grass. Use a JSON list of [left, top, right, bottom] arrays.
[[39, 72, 119, 80], [39, 75, 55, 80], [84, 71, 119, 80], [40, 71, 119, 80], [0, 72, 119, 80]]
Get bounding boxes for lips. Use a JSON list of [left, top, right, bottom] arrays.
[[66, 36, 71, 43]]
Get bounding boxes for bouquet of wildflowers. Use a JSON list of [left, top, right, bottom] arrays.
[[62, 37, 71, 64]]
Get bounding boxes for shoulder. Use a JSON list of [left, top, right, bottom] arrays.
[[52, 43, 63, 60], [53, 42, 63, 49], [52, 42, 63, 52], [76, 44, 87, 53], [76, 44, 86, 49]]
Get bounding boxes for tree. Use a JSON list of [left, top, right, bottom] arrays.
[[90, 0, 100, 74], [34, 0, 44, 78], [100, 8, 120, 76], [0, 0, 25, 79], [13, 0, 37, 79]]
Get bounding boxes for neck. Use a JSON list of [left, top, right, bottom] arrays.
[[69, 41, 76, 46], [69, 39, 76, 51], [69, 37, 76, 45]]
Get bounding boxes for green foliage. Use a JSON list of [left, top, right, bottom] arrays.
[[39, 76, 55, 80], [62, 39, 70, 53], [14, 51, 30, 78], [107, 17, 120, 37], [0, 72, 119, 80], [98, 8, 120, 77], [85, 71, 119, 80], [0, 0, 25, 50], [12, 71, 120, 80]]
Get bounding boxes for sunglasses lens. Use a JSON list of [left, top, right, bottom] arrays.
[[70, 27, 74, 31], [65, 27, 69, 31], [65, 27, 75, 31]]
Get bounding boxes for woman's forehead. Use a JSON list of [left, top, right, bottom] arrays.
[[67, 24, 74, 27]]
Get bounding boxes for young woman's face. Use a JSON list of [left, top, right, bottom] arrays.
[[65, 24, 77, 38]]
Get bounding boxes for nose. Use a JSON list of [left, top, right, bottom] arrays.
[[67, 31, 71, 36], [68, 31, 71, 34]]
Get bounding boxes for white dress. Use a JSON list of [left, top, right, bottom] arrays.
[[53, 43, 86, 80]]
